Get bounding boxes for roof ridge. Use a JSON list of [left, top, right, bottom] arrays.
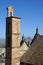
[[30, 33, 40, 45]]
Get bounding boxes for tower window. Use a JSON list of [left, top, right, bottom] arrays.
[[10, 12, 12, 16]]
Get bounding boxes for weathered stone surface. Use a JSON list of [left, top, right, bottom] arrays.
[[20, 34, 43, 65], [5, 6, 20, 65]]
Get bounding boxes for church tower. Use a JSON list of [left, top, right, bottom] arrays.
[[5, 6, 20, 65]]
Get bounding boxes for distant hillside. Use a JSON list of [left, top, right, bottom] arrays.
[[0, 38, 5, 48]]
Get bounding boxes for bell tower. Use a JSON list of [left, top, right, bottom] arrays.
[[5, 6, 20, 65]]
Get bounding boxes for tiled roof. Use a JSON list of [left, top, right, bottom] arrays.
[[20, 37, 30, 47], [20, 34, 31, 47], [20, 34, 43, 65]]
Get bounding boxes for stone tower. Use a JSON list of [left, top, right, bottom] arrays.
[[5, 6, 20, 65]]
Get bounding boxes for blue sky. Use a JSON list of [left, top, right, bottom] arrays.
[[0, 0, 43, 38]]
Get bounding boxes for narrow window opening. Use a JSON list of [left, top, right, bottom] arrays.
[[10, 12, 12, 16]]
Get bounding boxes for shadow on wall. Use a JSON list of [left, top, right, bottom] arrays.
[[20, 62, 33, 65]]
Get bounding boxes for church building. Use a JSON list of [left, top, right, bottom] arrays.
[[5, 6, 43, 65], [5, 6, 20, 65], [5, 6, 29, 65]]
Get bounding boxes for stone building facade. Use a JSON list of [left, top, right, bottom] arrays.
[[20, 28, 43, 65], [5, 6, 20, 65], [20, 35, 29, 57], [5, 6, 43, 65]]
